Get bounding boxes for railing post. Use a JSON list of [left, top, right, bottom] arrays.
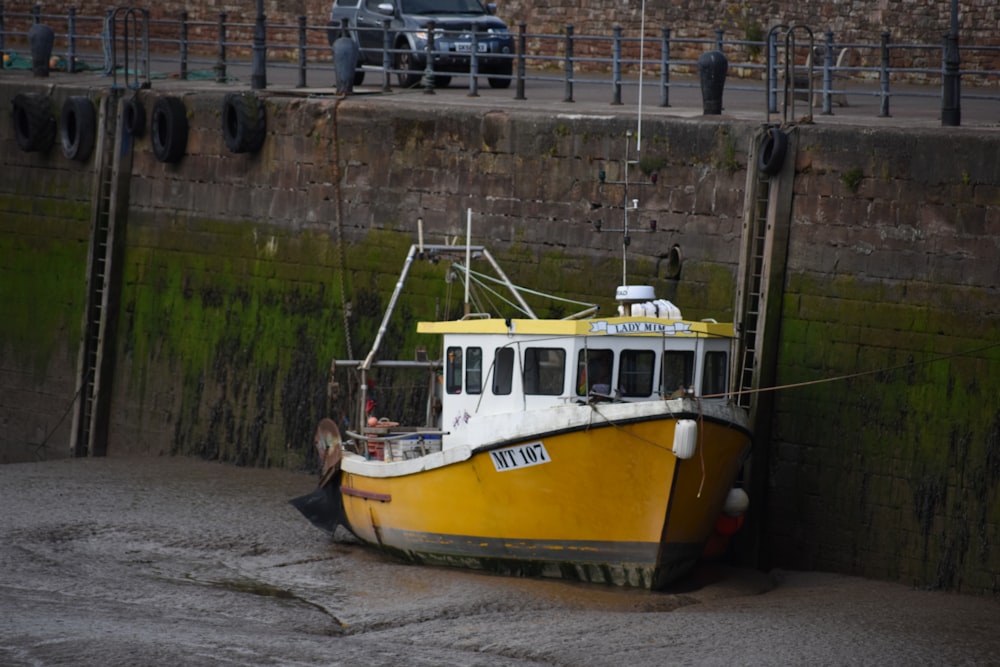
[[879, 31, 891, 117], [468, 29, 479, 96], [514, 21, 526, 100], [103, 7, 113, 75], [611, 24, 622, 105], [67, 6, 77, 73], [941, 0, 961, 127], [563, 24, 574, 103], [715, 28, 724, 52], [297, 15, 307, 88], [381, 19, 392, 91], [179, 10, 188, 80], [422, 20, 435, 94], [215, 12, 227, 83], [768, 30, 778, 113], [251, 0, 266, 89], [32, 4, 39, 23], [659, 26, 670, 107], [820, 30, 834, 115]]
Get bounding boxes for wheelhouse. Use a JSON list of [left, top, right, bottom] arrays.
[[419, 315, 735, 423]]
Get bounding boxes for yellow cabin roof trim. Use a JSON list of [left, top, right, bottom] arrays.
[[417, 317, 735, 338]]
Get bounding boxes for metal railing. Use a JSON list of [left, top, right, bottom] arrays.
[[3, 4, 1000, 121]]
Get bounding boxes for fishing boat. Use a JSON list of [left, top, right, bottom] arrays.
[[292, 210, 753, 590]]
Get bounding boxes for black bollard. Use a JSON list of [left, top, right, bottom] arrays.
[[333, 18, 359, 95], [697, 50, 728, 115], [28, 23, 55, 77]]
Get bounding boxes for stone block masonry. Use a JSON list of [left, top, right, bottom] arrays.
[[1, 80, 998, 595]]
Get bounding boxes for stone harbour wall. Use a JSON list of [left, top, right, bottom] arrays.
[[1, 80, 998, 594]]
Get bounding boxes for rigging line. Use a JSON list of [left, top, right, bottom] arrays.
[[331, 96, 353, 360], [36, 367, 93, 460], [454, 264, 598, 308], [712, 339, 1000, 401], [587, 403, 673, 453], [463, 271, 532, 317]]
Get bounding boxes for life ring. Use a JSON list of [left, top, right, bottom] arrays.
[[12, 92, 56, 153], [221, 91, 266, 154], [59, 96, 96, 162], [758, 126, 788, 176], [151, 96, 189, 163], [123, 96, 146, 138]]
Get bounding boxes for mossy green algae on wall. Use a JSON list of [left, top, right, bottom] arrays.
[[770, 270, 1000, 592], [0, 214, 87, 375], [115, 219, 466, 466]]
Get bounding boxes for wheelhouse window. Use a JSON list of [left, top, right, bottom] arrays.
[[701, 350, 728, 397], [466, 347, 482, 395], [524, 347, 565, 396], [619, 349, 655, 397], [445, 346, 463, 394], [492, 347, 514, 395], [576, 349, 614, 396], [662, 350, 694, 395]]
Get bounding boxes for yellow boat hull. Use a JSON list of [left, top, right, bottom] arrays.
[[337, 413, 750, 589]]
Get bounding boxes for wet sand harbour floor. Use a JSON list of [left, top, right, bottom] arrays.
[[1, 457, 998, 666]]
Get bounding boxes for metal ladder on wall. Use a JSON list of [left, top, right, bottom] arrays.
[[68, 7, 148, 457], [734, 173, 773, 409]]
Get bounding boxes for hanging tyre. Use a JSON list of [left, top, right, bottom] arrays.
[[221, 91, 266, 154], [123, 96, 146, 138], [12, 92, 56, 153], [758, 126, 788, 176], [151, 96, 188, 163], [59, 96, 96, 162]]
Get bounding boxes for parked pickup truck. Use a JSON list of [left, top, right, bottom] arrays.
[[326, 0, 514, 89]]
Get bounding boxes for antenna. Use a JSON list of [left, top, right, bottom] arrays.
[[594, 131, 658, 286], [637, 0, 646, 153]]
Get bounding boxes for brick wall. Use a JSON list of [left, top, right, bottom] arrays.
[[4, 1, 999, 75]]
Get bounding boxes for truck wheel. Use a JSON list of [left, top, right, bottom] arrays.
[[396, 48, 421, 88]]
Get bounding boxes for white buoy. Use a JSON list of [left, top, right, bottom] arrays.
[[672, 419, 698, 459]]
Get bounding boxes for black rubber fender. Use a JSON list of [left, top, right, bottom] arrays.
[[123, 96, 146, 138], [59, 96, 96, 162], [221, 91, 266, 154], [11, 92, 56, 153], [151, 96, 189, 163], [758, 126, 788, 176]]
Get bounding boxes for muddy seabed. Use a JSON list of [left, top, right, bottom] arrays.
[[1, 457, 997, 666]]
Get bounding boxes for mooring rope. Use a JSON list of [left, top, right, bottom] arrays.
[[706, 339, 1000, 401]]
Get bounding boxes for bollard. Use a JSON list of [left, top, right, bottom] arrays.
[[697, 50, 727, 115], [28, 22, 54, 77], [333, 18, 358, 94]]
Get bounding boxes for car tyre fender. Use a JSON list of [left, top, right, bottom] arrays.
[[151, 96, 188, 163], [758, 126, 788, 176], [222, 91, 266, 154], [123, 96, 146, 138], [60, 95, 96, 162], [12, 92, 56, 153]]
